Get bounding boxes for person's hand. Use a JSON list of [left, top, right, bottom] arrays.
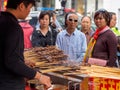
[[25, 60, 35, 68], [39, 74, 51, 89], [35, 72, 51, 89]]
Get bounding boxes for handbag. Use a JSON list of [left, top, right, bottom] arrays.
[[88, 58, 107, 66]]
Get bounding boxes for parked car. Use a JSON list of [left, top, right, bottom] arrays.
[[56, 15, 65, 29], [28, 11, 40, 28]]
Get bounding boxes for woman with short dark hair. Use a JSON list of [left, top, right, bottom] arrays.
[[84, 9, 117, 67], [32, 11, 58, 47]]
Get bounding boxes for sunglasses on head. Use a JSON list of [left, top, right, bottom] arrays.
[[69, 19, 78, 22], [96, 9, 107, 13]]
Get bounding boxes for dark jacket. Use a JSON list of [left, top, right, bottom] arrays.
[[0, 12, 36, 89], [32, 26, 58, 47]]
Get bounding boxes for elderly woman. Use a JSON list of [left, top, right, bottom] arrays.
[[84, 9, 117, 67], [32, 11, 58, 47]]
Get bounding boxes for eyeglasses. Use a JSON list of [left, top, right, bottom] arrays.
[[69, 19, 78, 22]]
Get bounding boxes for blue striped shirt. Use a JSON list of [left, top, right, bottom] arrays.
[[56, 29, 87, 62]]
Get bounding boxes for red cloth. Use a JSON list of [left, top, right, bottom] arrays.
[[25, 85, 37, 90], [93, 26, 106, 40], [25, 85, 31, 90], [19, 21, 34, 49]]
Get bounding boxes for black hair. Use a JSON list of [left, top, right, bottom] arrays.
[[6, 0, 35, 9], [109, 12, 116, 21], [38, 11, 51, 24], [94, 9, 110, 26], [81, 16, 92, 22], [65, 12, 70, 28]]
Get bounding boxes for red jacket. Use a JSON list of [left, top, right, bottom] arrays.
[[19, 21, 34, 49]]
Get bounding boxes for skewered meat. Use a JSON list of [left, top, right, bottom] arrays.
[[24, 46, 68, 63]]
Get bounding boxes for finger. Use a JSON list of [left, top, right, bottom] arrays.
[[44, 80, 51, 89], [44, 85, 49, 90]]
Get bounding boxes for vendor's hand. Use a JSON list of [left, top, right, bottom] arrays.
[[35, 72, 51, 89], [25, 60, 35, 68], [39, 74, 51, 89]]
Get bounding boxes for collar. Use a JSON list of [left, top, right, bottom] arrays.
[[82, 29, 92, 35], [65, 28, 77, 36], [36, 26, 51, 33], [99, 26, 110, 34], [93, 26, 110, 39], [2, 11, 18, 23]]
